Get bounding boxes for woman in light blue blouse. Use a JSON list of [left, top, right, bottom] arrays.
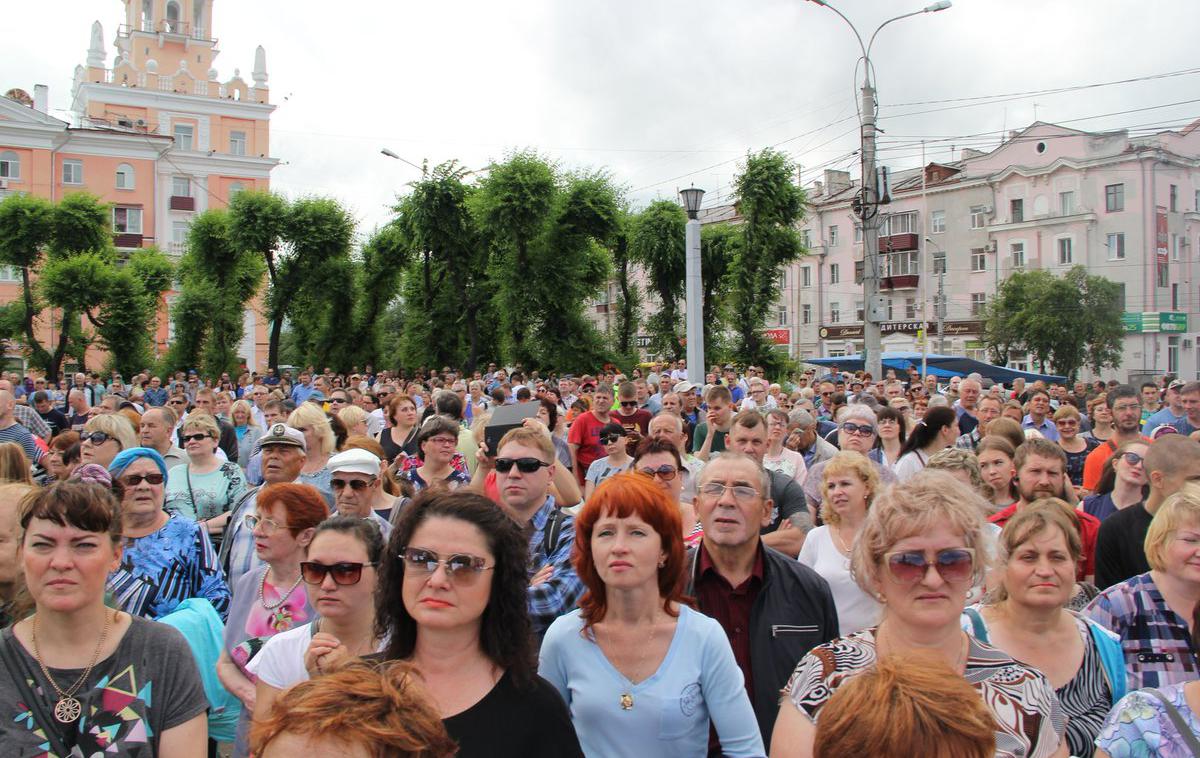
[[539, 472, 764, 757]]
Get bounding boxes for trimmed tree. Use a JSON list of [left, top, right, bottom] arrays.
[[629, 200, 687, 361]]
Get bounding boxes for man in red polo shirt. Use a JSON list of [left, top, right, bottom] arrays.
[[991, 437, 1101, 581], [567, 382, 613, 486]]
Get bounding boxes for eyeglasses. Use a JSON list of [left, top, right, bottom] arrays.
[[638, 464, 678, 481], [120, 472, 164, 487], [494, 457, 550, 474], [599, 434, 623, 445], [1112, 403, 1142, 413], [244, 513, 289, 535], [80, 431, 118, 446], [1120, 452, 1145, 467], [840, 422, 876, 437], [699, 482, 760, 503], [424, 436, 458, 447], [884, 547, 975, 585], [329, 397, 348, 405], [619, 401, 638, 408], [331, 476, 377, 491], [400, 547, 493, 583], [168, 399, 187, 405], [300, 561, 376, 586], [182, 432, 211, 443]]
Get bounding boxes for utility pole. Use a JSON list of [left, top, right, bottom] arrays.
[[859, 81, 883, 379]]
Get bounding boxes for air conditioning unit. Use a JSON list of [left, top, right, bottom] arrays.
[[0, 178, 9, 190], [981, 205, 993, 215], [135, 118, 147, 128]]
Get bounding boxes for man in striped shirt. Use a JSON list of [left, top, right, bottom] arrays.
[[0, 390, 41, 463]]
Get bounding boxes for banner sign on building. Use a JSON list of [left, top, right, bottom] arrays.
[[763, 328, 790, 345], [1157, 208, 1169, 263], [1122, 312, 1188, 334]]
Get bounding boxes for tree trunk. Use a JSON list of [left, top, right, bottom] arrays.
[[50, 310, 73, 380], [268, 313, 283, 370], [464, 303, 480, 374]]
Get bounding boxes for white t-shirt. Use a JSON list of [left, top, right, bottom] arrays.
[[248, 620, 316, 690], [892, 450, 929, 482], [797, 526, 883, 637]]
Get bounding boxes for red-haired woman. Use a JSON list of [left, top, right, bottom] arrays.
[[538, 472, 764, 757]]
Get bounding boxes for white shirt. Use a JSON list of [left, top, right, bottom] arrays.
[[367, 408, 386, 437], [248, 621, 315, 690], [797, 526, 883, 636], [892, 450, 929, 482]]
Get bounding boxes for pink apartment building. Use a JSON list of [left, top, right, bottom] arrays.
[[0, 0, 277, 373]]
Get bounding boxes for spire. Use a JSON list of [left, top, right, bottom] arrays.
[[87, 21, 106, 68], [252, 46, 268, 87]]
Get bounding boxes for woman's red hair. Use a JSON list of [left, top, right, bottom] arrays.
[[574, 472, 686, 629]]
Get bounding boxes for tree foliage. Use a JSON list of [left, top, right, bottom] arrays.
[[629, 200, 686, 361], [699, 222, 741, 363], [227, 190, 288, 368], [607, 213, 641, 364], [983, 266, 1124, 378]]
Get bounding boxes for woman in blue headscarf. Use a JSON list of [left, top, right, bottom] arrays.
[[107, 447, 231, 620]]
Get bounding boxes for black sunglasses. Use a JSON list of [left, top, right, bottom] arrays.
[[494, 457, 550, 474], [331, 477, 376, 491], [121, 472, 164, 487], [599, 434, 623, 445], [300, 561, 376, 586], [619, 401, 638, 407], [182, 432, 211, 443], [81, 431, 116, 446]]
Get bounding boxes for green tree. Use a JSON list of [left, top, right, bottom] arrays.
[[629, 200, 686, 361], [699, 222, 741, 364], [982, 266, 1124, 378], [608, 213, 641, 362], [227, 190, 288, 368], [350, 223, 410, 369], [729, 149, 806, 372]]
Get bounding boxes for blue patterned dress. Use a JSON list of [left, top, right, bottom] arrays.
[[107, 515, 230, 620]]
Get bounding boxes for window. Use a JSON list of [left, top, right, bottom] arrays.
[[829, 263, 840, 284], [112, 207, 142, 234], [885, 298, 894, 321], [1057, 237, 1073, 265], [172, 175, 191, 197], [1170, 184, 1178, 212], [1105, 183, 1124, 212], [1172, 283, 1180, 311], [1195, 189, 1200, 212], [1010, 198, 1024, 223], [1011, 242, 1025, 268], [933, 251, 946, 274], [1158, 260, 1169, 288], [1169, 336, 1180, 374], [886, 251, 920, 276], [115, 163, 134, 190], [776, 306, 788, 326], [854, 260, 864, 285], [830, 303, 840, 323], [173, 123, 194, 151], [829, 225, 840, 246], [801, 304, 811, 324], [0, 266, 19, 282], [971, 249, 986, 272], [779, 269, 789, 289], [1059, 191, 1075, 216], [969, 206, 987, 229], [905, 297, 917, 320], [229, 182, 245, 200], [801, 266, 811, 287], [0, 151, 19, 179], [881, 212, 917, 236], [853, 224, 862, 243], [930, 210, 945, 234], [800, 229, 811, 248], [855, 300, 865, 322], [1106, 232, 1125, 260], [172, 221, 189, 244], [62, 159, 83, 185], [971, 293, 986, 316], [229, 131, 246, 156], [1172, 234, 1181, 262]]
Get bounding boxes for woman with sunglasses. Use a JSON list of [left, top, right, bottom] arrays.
[[79, 414, 136, 469], [961, 500, 1125, 758], [402, 416, 471, 494], [378, 490, 581, 757], [632, 437, 702, 549], [584, 422, 632, 500], [773, 470, 1067, 758], [891, 406, 959, 482], [218, 483, 326, 758], [252, 516, 386, 718], [164, 413, 247, 548], [1083, 440, 1148, 522], [106, 447, 230, 620], [799, 451, 883, 636], [0, 482, 209, 756]]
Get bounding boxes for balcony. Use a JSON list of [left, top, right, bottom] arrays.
[[879, 233, 919, 253], [119, 20, 214, 43], [113, 233, 143, 249], [170, 195, 195, 211], [880, 274, 920, 290]]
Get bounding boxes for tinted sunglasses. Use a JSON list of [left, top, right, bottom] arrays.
[[331, 477, 377, 491], [884, 547, 975, 585], [121, 472, 164, 487], [494, 457, 550, 474], [600, 434, 623, 445], [80, 431, 117, 445], [619, 401, 638, 408], [840, 422, 876, 436], [400, 547, 493, 583], [300, 561, 376, 586], [182, 433, 211, 443], [1120, 452, 1145, 467], [639, 464, 677, 481]]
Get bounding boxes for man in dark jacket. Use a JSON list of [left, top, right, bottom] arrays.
[[685, 452, 839, 752]]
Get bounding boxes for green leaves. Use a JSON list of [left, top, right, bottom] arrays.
[[630, 200, 687, 360], [50, 193, 113, 260], [0, 193, 54, 269]]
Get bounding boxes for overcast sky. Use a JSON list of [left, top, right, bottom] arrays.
[[10, 1, 1200, 236]]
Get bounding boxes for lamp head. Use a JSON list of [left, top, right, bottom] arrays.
[[679, 186, 705, 220], [924, 1, 951, 11], [380, 148, 399, 159]]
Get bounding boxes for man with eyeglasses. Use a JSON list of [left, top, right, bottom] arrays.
[[803, 405, 898, 516], [220, 423, 320, 587], [327, 448, 393, 538], [685, 452, 838, 751], [955, 394, 1003, 452], [1083, 385, 1152, 492], [479, 426, 582, 640], [725, 411, 811, 557]]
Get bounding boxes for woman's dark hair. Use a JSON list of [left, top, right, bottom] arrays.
[[328, 412, 349, 453], [874, 406, 908, 447], [632, 436, 683, 469], [19, 480, 121, 542], [311, 515, 385, 563], [538, 398, 558, 431], [899, 406, 958, 457], [416, 415, 460, 450], [376, 490, 535, 687]]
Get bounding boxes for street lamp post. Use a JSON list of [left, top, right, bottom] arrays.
[[806, 0, 952, 380], [680, 186, 706, 386]]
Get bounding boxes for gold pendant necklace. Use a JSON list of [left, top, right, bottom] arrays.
[[618, 619, 657, 711], [31, 609, 113, 723]]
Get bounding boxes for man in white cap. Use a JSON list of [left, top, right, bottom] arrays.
[[328, 448, 395, 538]]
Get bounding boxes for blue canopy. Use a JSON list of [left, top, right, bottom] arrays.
[[802, 351, 1068, 384]]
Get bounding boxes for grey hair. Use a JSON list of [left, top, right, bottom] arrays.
[[842, 403, 877, 425], [928, 395, 950, 408], [789, 409, 816, 429]]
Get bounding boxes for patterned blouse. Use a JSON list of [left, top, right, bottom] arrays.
[[1095, 682, 1200, 758], [784, 627, 1066, 758], [107, 515, 231, 621], [1084, 572, 1200, 690]]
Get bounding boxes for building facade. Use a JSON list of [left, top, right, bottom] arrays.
[[0, 0, 277, 372]]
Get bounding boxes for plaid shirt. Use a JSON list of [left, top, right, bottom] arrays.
[[955, 428, 982, 451], [15, 403, 51, 441], [526, 496, 584, 640], [1084, 571, 1200, 690]]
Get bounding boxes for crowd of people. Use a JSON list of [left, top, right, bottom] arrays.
[[0, 360, 1199, 756]]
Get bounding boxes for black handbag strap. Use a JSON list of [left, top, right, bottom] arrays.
[[0, 631, 74, 756]]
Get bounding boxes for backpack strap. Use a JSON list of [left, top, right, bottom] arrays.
[[542, 507, 566, 559], [962, 607, 989, 643], [1144, 688, 1200, 756]]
